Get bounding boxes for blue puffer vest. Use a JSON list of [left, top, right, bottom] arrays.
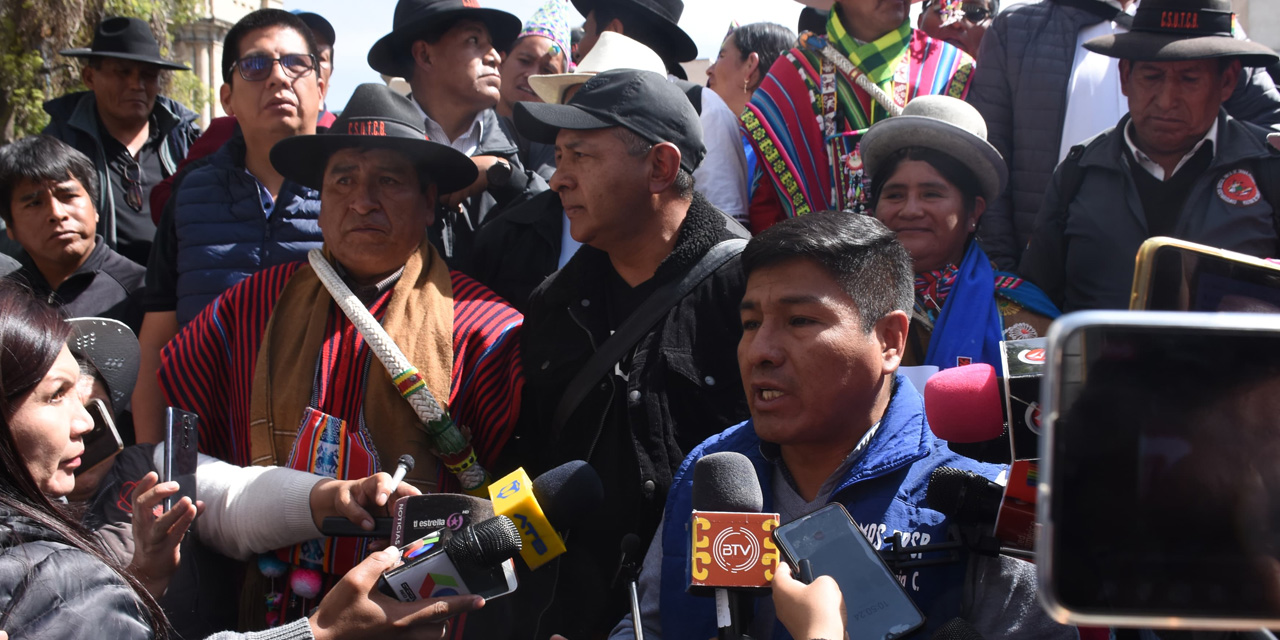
[[658, 374, 1005, 639], [173, 135, 323, 325]]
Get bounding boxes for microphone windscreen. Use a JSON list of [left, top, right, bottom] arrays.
[[924, 363, 1005, 443], [930, 617, 985, 640], [926, 467, 1002, 523], [692, 451, 763, 512], [532, 460, 604, 529], [449, 515, 523, 567], [397, 454, 416, 473]]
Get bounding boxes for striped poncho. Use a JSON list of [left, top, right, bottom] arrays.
[[743, 13, 975, 232]]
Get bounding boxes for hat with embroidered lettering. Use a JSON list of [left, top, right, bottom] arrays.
[[270, 83, 478, 193], [1083, 0, 1277, 67], [368, 0, 521, 78]]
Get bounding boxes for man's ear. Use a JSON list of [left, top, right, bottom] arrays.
[[219, 83, 234, 116], [81, 64, 95, 90], [875, 309, 910, 375], [602, 18, 625, 35], [1219, 59, 1242, 103], [1118, 59, 1132, 98], [412, 40, 433, 72], [746, 51, 761, 86], [648, 142, 683, 194]]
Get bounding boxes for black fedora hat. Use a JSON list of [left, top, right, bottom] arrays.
[[60, 16, 189, 70], [271, 83, 478, 194], [1083, 0, 1277, 67], [572, 0, 698, 63], [368, 0, 522, 78]]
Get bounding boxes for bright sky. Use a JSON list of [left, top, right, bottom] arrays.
[[285, 0, 804, 110]]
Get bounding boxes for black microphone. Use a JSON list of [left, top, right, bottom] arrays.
[[931, 618, 985, 640], [615, 533, 645, 640], [690, 451, 778, 640], [926, 467, 1035, 558], [377, 514, 523, 601], [490, 460, 605, 570]]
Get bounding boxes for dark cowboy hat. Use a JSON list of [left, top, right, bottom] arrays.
[[270, 83, 478, 194], [1083, 0, 1277, 67], [368, 0, 521, 78], [571, 0, 698, 63], [60, 16, 189, 70]]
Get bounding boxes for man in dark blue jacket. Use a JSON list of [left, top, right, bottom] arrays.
[[609, 213, 1075, 640], [42, 16, 200, 267]]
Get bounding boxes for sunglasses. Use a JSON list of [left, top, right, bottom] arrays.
[[122, 160, 143, 212], [228, 53, 317, 82], [933, 1, 992, 23]]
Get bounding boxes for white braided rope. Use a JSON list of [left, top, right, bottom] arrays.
[[814, 40, 904, 118], [308, 250, 444, 424]]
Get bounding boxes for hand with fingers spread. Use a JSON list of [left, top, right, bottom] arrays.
[[128, 471, 203, 597], [309, 472, 421, 533], [773, 561, 848, 640], [308, 546, 485, 640]]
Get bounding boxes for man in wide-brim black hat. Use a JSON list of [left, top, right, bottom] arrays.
[[156, 81, 525, 623], [41, 16, 201, 267], [366, 0, 548, 276], [1020, 0, 1280, 313]]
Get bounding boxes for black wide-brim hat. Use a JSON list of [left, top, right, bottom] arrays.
[[572, 0, 698, 63], [271, 83, 478, 194], [60, 16, 189, 70], [368, 0, 522, 78], [1083, 0, 1278, 67]]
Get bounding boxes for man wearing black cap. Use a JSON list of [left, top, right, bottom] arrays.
[[1020, 0, 1280, 312], [42, 16, 201, 267], [512, 68, 751, 640], [156, 82, 524, 627], [368, 0, 549, 274], [572, 0, 751, 224]]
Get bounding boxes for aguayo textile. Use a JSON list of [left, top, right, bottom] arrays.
[[742, 12, 975, 231]]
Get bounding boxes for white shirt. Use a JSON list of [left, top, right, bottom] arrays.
[[681, 81, 750, 224], [1058, 1, 1138, 162], [558, 211, 582, 268], [412, 96, 485, 156], [1124, 117, 1218, 181]]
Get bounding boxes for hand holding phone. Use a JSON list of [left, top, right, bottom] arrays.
[[772, 560, 847, 640], [163, 407, 198, 512]]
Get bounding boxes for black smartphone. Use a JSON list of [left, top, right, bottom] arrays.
[[163, 407, 199, 511], [1040, 310, 1280, 629], [773, 503, 926, 640], [1130, 237, 1280, 312], [75, 399, 123, 476]]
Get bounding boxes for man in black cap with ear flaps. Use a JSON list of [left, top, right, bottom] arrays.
[[42, 16, 201, 267], [155, 82, 525, 629], [1020, 0, 1280, 313], [368, 0, 549, 275], [511, 68, 751, 640]]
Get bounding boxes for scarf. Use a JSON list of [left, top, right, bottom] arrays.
[[246, 238, 454, 489], [922, 242, 1003, 369]]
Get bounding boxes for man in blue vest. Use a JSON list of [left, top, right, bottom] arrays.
[[607, 213, 1076, 640], [131, 8, 328, 443]]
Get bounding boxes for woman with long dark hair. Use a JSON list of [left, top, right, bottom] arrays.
[[0, 279, 480, 639]]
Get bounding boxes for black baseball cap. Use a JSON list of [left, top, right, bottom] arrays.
[[513, 68, 706, 173]]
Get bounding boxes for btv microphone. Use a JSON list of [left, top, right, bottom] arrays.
[[378, 514, 522, 602], [924, 338, 1048, 462], [389, 492, 495, 547], [488, 460, 604, 569], [926, 466, 1034, 556]]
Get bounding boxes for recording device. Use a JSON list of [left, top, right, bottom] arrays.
[[616, 534, 645, 640], [924, 339, 1047, 462], [377, 515, 522, 602], [488, 460, 604, 570], [76, 398, 123, 476], [389, 493, 494, 547], [926, 467, 1034, 556], [774, 503, 926, 640], [689, 451, 780, 640], [1130, 236, 1280, 312], [1039, 310, 1280, 629], [390, 454, 415, 485], [163, 407, 199, 511]]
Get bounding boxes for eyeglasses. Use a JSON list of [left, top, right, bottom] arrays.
[[122, 160, 143, 212], [228, 53, 317, 82], [959, 4, 992, 22]]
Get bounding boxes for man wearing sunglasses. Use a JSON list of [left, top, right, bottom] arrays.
[[918, 0, 997, 59], [42, 16, 201, 268], [130, 9, 327, 444]]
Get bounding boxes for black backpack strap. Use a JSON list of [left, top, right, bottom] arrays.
[[1056, 144, 1089, 219], [549, 238, 748, 438]]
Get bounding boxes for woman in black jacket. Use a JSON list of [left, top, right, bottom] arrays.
[[0, 280, 480, 639]]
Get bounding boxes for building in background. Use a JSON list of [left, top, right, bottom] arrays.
[[173, 0, 283, 127]]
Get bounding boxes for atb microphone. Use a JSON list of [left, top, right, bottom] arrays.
[[690, 451, 780, 640], [378, 514, 522, 601], [926, 467, 1034, 557], [488, 460, 604, 569]]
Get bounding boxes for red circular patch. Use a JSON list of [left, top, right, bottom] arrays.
[[1217, 170, 1262, 206]]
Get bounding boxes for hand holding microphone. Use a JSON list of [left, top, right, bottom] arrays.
[[313, 458, 421, 535]]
